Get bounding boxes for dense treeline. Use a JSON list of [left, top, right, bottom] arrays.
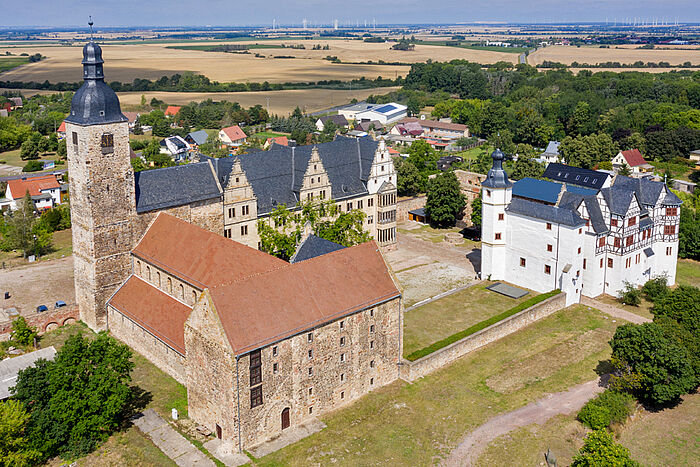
[[0, 72, 401, 93]]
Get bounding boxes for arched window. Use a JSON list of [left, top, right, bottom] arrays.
[[180, 284, 184, 300], [192, 290, 197, 304], [167, 277, 172, 294], [146, 266, 151, 282], [156, 271, 161, 288], [136, 261, 141, 275]]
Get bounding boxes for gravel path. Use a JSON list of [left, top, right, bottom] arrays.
[[581, 296, 652, 324], [442, 378, 605, 467]]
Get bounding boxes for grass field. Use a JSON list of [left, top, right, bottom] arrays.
[[0, 228, 72, 268], [529, 44, 700, 66], [258, 305, 619, 466], [403, 281, 533, 357], [677, 259, 700, 288], [0, 56, 29, 72], [0, 39, 519, 85], [0, 148, 61, 169]]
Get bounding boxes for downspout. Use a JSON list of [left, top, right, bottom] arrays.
[[554, 223, 561, 290], [236, 356, 242, 453]]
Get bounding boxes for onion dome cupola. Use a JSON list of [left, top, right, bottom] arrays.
[[481, 149, 512, 189], [65, 31, 126, 126]]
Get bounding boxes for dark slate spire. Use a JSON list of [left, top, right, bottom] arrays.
[[481, 149, 512, 189], [65, 20, 126, 126]]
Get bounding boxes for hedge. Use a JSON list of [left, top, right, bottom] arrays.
[[405, 289, 561, 361]]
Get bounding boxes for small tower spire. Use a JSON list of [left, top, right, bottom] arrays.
[[88, 16, 94, 40], [481, 149, 512, 189]]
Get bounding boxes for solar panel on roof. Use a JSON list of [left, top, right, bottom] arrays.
[[512, 178, 562, 204], [373, 104, 397, 114]]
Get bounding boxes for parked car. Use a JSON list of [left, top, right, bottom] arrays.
[[54, 300, 67, 309], [36, 305, 48, 313]]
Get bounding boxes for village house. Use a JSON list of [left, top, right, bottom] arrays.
[[354, 120, 385, 134], [106, 213, 403, 452], [56, 121, 67, 139], [8, 97, 23, 109], [185, 130, 210, 148], [0, 174, 62, 211], [400, 117, 470, 139], [263, 135, 289, 150], [535, 141, 561, 165], [159, 135, 190, 161], [164, 105, 181, 117], [315, 114, 349, 131], [689, 149, 700, 165], [219, 125, 248, 147], [612, 149, 653, 175], [122, 111, 140, 131], [481, 156, 681, 305]]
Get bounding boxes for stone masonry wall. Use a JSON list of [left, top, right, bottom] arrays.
[[107, 305, 187, 384], [133, 198, 223, 245], [399, 292, 566, 382], [396, 195, 427, 222]]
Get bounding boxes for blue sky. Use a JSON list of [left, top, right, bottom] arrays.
[[2, 1, 699, 27]]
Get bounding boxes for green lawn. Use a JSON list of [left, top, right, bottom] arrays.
[[0, 228, 73, 268], [0, 148, 60, 169], [403, 281, 534, 357], [677, 259, 700, 288], [259, 305, 619, 466], [0, 57, 29, 72], [597, 294, 655, 321], [397, 223, 462, 244]]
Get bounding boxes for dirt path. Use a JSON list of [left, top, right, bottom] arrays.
[[442, 378, 605, 467], [581, 296, 651, 325]]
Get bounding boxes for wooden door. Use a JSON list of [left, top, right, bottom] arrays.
[[281, 408, 290, 430], [216, 424, 222, 439]]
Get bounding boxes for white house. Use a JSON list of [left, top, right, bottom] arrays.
[[355, 103, 407, 125], [159, 136, 190, 161], [315, 114, 349, 131], [612, 149, 653, 175], [2, 174, 62, 211], [481, 157, 681, 305], [535, 141, 561, 165], [337, 102, 378, 121], [219, 125, 247, 147], [689, 149, 700, 165]]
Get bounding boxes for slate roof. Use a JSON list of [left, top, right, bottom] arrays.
[[542, 141, 560, 155], [506, 197, 586, 227], [290, 234, 346, 263], [319, 114, 349, 127], [186, 130, 209, 146], [513, 178, 562, 204], [134, 161, 221, 213], [604, 175, 681, 211], [208, 136, 379, 215], [543, 163, 609, 190]]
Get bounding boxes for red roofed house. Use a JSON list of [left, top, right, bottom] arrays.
[[164, 106, 181, 117], [2, 174, 62, 211], [107, 212, 402, 451], [218, 125, 248, 147], [56, 121, 67, 139], [263, 135, 289, 150], [122, 111, 140, 131], [612, 149, 653, 175]]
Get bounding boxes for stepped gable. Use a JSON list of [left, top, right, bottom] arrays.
[[134, 161, 221, 213], [132, 213, 286, 289], [208, 241, 400, 356]]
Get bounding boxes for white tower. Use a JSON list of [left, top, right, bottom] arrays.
[[480, 149, 512, 280]]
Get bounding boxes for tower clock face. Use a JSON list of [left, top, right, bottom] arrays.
[[101, 133, 114, 148]]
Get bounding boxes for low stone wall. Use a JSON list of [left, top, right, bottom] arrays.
[[399, 292, 566, 382], [396, 195, 426, 222], [0, 305, 79, 337]]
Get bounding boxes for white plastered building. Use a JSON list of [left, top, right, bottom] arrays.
[[481, 155, 681, 305]]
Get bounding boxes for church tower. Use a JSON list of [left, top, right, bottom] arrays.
[[64, 33, 136, 331], [480, 149, 512, 280]]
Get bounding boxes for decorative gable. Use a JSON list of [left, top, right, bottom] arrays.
[[368, 140, 396, 194], [224, 158, 255, 203], [300, 146, 331, 201]]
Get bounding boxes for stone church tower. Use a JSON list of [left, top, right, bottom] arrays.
[[480, 149, 512, 280], [64, 38, 135, 331]]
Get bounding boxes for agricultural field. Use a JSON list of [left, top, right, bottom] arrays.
[[529, 44, 700, 66], [0, 56, 29, 72], [0, 39, 519, 84]]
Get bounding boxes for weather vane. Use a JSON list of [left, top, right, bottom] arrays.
[[88, 16, 94, 40]]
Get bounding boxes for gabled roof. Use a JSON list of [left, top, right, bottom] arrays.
[[290, 234, 346, 263], [506, 197, 586, 227], [619, 149, 648, 167], [319, 114, 349, 127], [134, 161, 221, 213], [610, 175, 681, 208], [7, 175, 60, 199], [57, 121, 66, 132], [164, 106, 181, 117], [542, 141, 560, 155], [186, 130, 209, 146], [109, 275, 191, 354], [543, 163, 609, 191], [122, 111, 139, 123], [355, 120, 384, 132], [221, 125, 247, 142], [208, 241, 400, 356], [132, 213, 286, 290], [266, 136, 288, 147], [400, 117, 468, 132]]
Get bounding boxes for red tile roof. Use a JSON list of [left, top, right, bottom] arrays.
[[209, 241, 400, 355], [132, 213, 286, 290], [57, 121, 66, 133], [164, 106, 181, 117], [401, 117, 468, 132], [109, 275, 191, 354], [7, 175, 60, 200], [620, 149, 648, 167], [388, 147, 400, 155], [122, 111, 139, 123], [221, 125, 247, 142], [266, 136, 288, 146]]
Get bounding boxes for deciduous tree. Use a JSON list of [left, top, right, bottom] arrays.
[[425, 171, 465, 227]]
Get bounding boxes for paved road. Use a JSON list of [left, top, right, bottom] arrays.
[[133, 409, 215, 467], [442, 378, 605, 467]]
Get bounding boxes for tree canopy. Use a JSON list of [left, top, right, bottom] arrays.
[[425, 171, 466, 228]]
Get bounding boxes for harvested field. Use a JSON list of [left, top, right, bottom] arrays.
[[529, 44, 700, 66], [0, 39, 518, 84]]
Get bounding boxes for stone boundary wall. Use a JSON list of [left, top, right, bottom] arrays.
[[396, 195, 427, 222], [399, 292, 566, 382], [0, 305, 79, 337]]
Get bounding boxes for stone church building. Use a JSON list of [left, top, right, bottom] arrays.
[[64, 38, 404, 450], [64, 38, 397, 332]]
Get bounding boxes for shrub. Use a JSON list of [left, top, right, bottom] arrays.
[[11, 316, 37, 346], [572, 429, 640, 466], [22, 160, 43, 172], [641, 276, 668, 302], [618, 281, 641, 306], [577, 390, 636, 430]]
